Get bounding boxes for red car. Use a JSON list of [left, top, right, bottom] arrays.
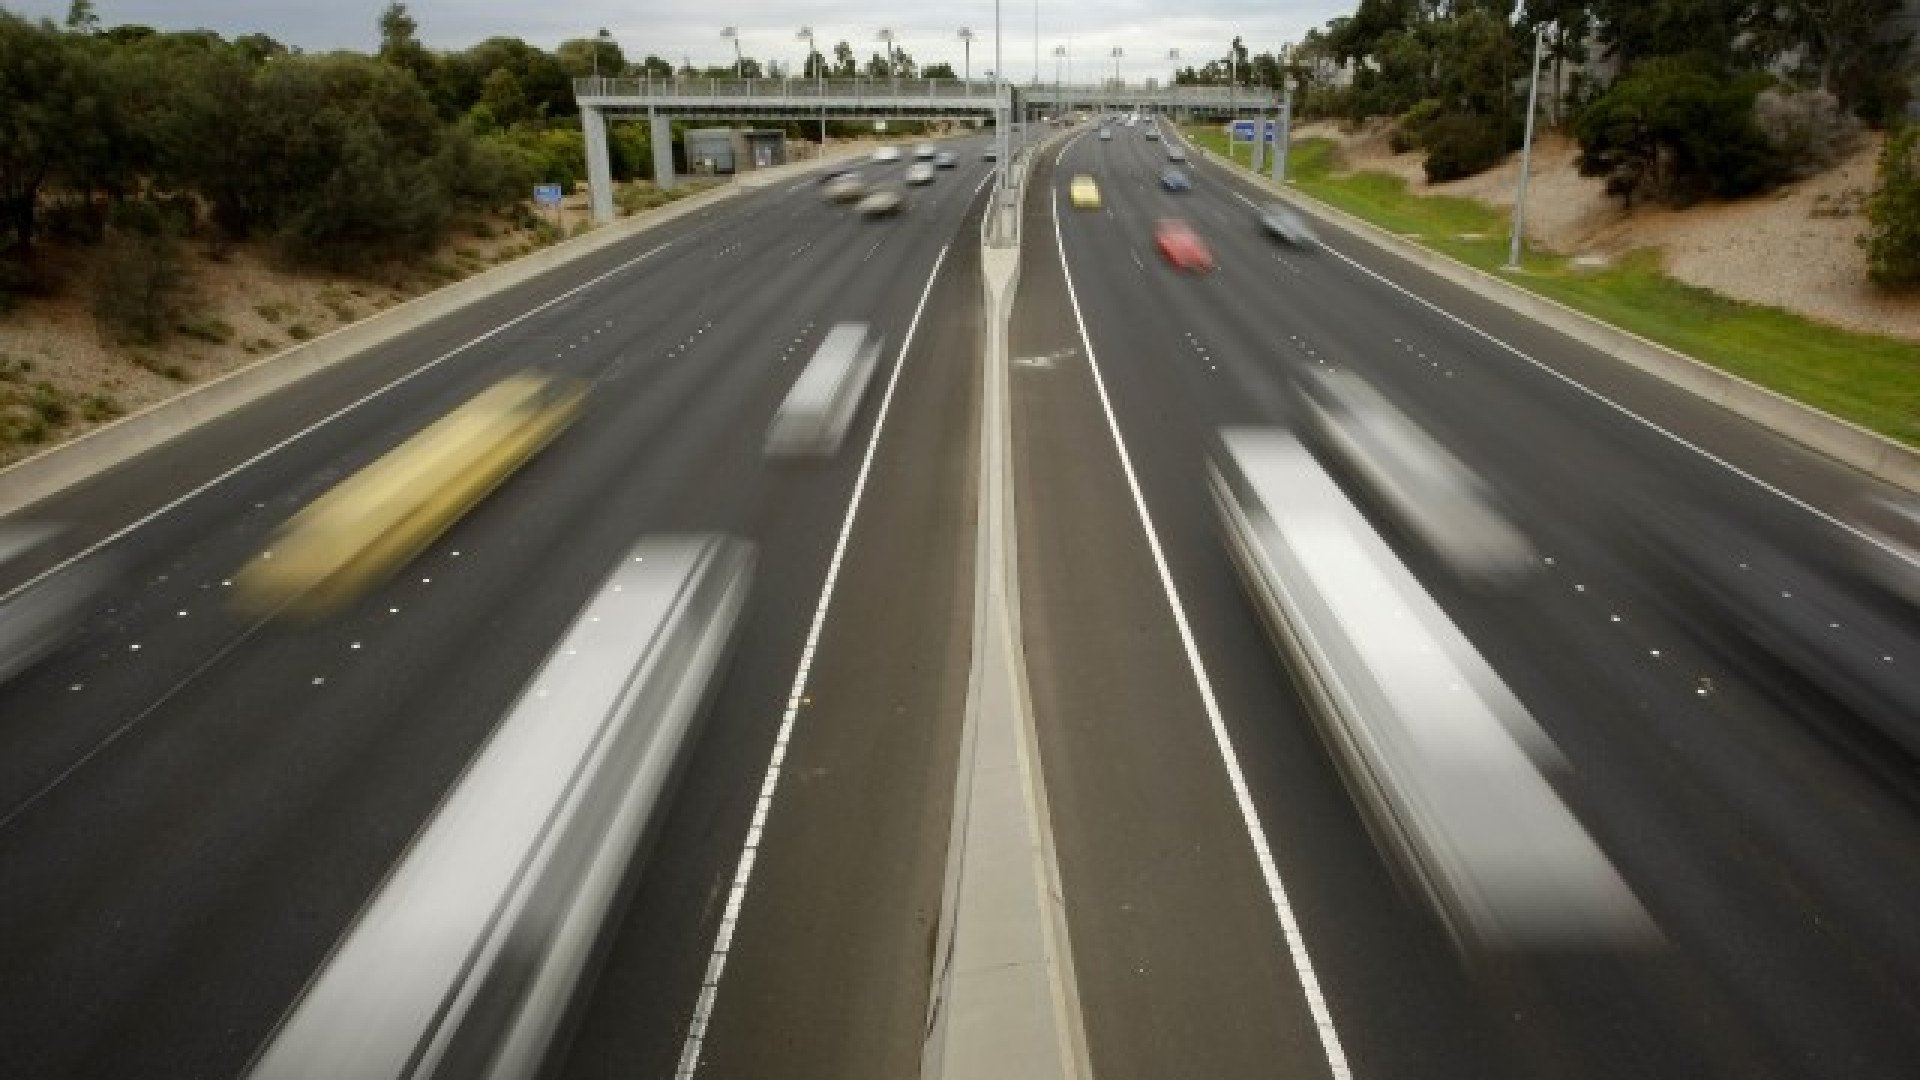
[[1155, 218, 1215, 273]]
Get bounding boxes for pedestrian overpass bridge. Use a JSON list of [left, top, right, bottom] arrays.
[[573, 77, 1283, 222]]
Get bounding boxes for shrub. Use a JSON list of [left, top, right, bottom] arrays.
[[177, 315, 235, 343], [91, 218, 187, 346], [1864, 126, 1920, 289], [29, 381, 68, 427], [1755, 88, 1861, 180], [81, 393, 121, 423], [1576, 55, 1780, 208], [1391, 98, 1445, 154], [288, 322, 314, 341], [1423, 111, 1508, 183]]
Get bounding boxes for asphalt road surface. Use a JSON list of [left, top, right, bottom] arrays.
[[0, 137, 994, 1080], [3, 115, 1918, 1080], [1020, 120, 1920, 1080]]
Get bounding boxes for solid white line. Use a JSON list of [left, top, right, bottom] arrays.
[[0, 240, 676, 608], [674, 243, 952, 1079], [1217, 186, 1917, 568], [1049, 188, 1354, 1079]]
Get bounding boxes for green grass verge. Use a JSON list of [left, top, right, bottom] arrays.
[[1187, 126, 1920, 449]]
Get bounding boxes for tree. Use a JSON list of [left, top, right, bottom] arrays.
[[1754, 0, 1910, 123], [832, 41, 856, 77], [0, 13, 84, 256], [1575, 54, 1780, 207], [478, 66, 528, 128], [377, 2, 434, 86], [1864, 125, 1920, 287], [865, 51, 889, 78], [924, 61, 955, 79], [557, 32, 625, 78], [65, 0, 99, 34], [802, 49, 827, 78]]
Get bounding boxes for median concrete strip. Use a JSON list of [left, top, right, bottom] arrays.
[[1195, 146, 1920, 495], [923, 130, 1091, 1080], [0, 149, 866, 519]]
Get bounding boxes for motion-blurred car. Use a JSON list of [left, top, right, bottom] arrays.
[[818, 167, 854, 185], [982, 146, 998, 161], [1069, 174, 1101, 209], [1260, 202, 1317, 246], [1165, 144, 1188, 162], [1144, 126, 1160, 140], [934, 150, 959, 168], [1098, 127, 1112, 141], [857, 189, 906, 217], [914, 143, 937, 160], [872, 145, 902, 162], [823, 173, 867, 203], [0, 524, 120, 685], [906, 162, 936, 185], [1160, 167, 1191, 192], [1154, 218, 1214, 272]]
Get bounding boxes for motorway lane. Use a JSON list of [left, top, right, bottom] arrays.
[[1036, 120, 1920, 1078], [0, 138, 994, 1080], [560, 159, 988, 1080]]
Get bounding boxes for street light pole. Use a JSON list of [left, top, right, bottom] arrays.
[[721, 26, 741, 80], [959, 27, 973, 92], [878, 27, 898, 101], [1506, 22, 1546, 272], [995, 2, 1007, 195], [798, 26, 823, 150], [1054, 44, 1065, 117]]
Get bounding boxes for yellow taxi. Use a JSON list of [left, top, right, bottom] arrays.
[[1069, 173, 1101, 210]]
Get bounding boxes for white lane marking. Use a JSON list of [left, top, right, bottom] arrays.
[[863, 238, 885, 263], [675, 243, 953, 1079], [0, 599, 287, 831], [0, 240, 675, 609], [1050, 187, 1354, 1079], [1219, 186, 1917, 567]]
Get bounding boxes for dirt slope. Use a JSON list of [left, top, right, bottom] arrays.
[[1296, 120, 1920, 340]]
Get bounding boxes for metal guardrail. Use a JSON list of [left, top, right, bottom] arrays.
[[573, 78, 1281, 111]]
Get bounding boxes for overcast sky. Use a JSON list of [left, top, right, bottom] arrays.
[[4, 1, 1353, 80]]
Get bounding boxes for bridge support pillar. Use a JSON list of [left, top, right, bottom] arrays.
[[582, 104, 614, 225], [650, 109, 676, 192]]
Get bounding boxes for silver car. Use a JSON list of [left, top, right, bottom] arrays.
[[1260, 202, 1317, 246], [906, 162, 936, 185], [857, 189, 906, 217]]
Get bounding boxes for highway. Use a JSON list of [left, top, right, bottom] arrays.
[[1024, 120, 1920, 1079], [0, 111, 1916, 1080], [0, 138, 995, 1080]]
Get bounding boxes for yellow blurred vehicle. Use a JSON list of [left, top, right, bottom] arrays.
[[236, 371, 584, 616], [1069, 173, 1101, 210]]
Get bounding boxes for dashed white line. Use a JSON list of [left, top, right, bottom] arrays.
[[674, 243, 953, 1079], [1050, 186, 1354, 1079], [1219, 185, 1916, 567], [0, 240, 676, 608]]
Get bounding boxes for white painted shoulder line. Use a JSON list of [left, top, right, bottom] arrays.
[[674, 244, 952, 1079], [1050, 188, 1354, 1078], [1217, 184, 1915, 569], [0, 240, 673, 609]]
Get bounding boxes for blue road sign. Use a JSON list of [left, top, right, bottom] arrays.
[[1229, 120, 1279, 142], [533, 184, 564, 206]]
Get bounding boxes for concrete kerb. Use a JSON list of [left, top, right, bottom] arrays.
[[0, 151, 859, 519], [923, 125, 1090, 1080], [1190, 144, 1920, 495]]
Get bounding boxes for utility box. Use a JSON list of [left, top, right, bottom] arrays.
[[742, 129, 788, 169], [684, 128, 789, 175], [684, 128, 737, 175]]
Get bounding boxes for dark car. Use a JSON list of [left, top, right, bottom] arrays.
[[934, 150, 959, 168], [1161, 167, 1191, 192]]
